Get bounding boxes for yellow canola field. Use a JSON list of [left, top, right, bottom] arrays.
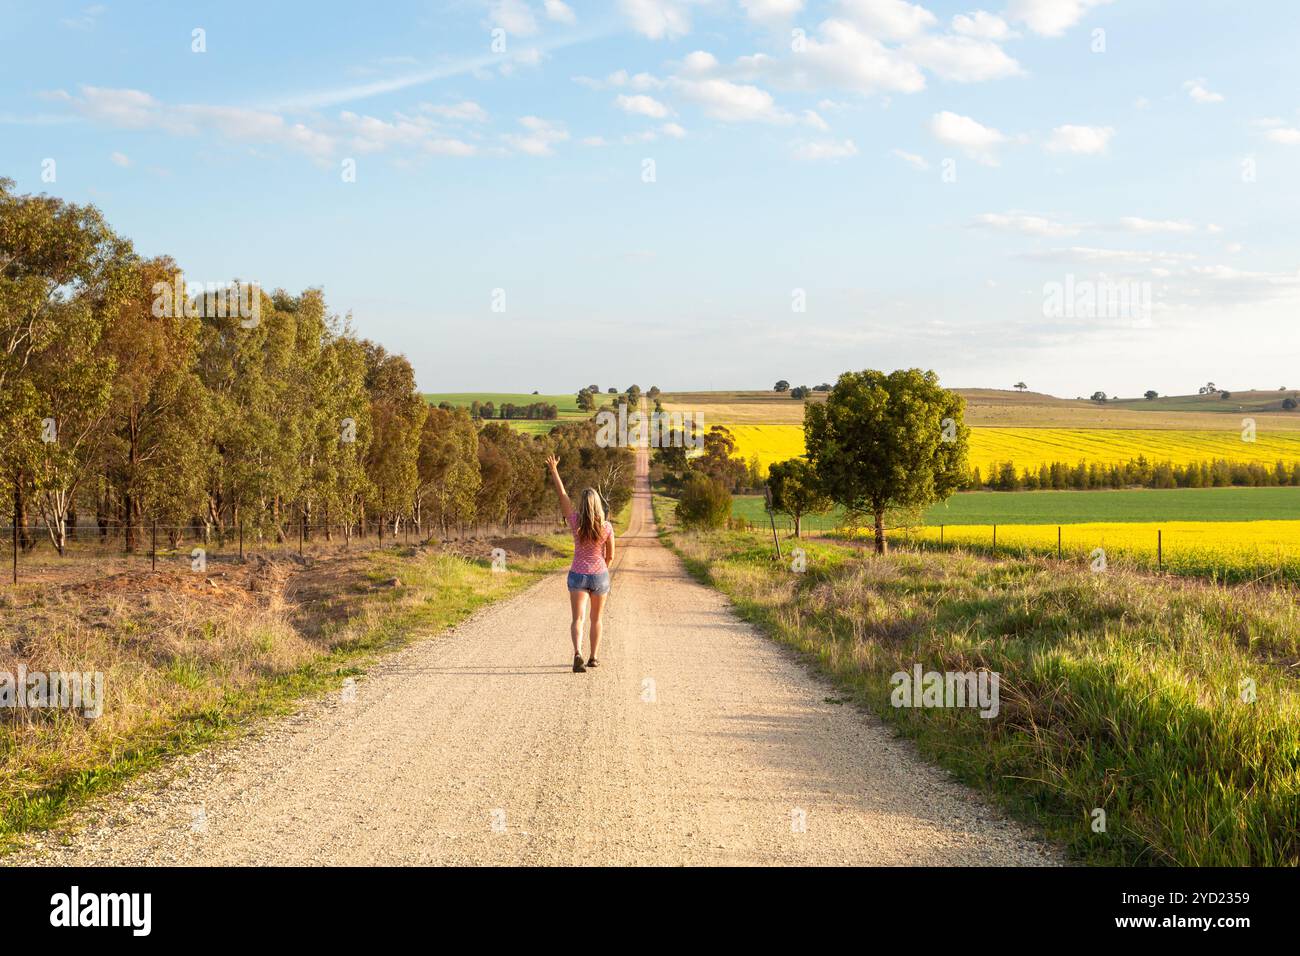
[[724, 425, 1300, 474], [888, 520, 1300, 582]]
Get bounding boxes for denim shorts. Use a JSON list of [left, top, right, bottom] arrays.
[[567, 570, 611, 595]]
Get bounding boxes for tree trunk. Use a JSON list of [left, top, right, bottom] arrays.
[[123, 487, 136, 552], [873, 508, 887, 555], [15, 480, 33, 551], [794, 514, 802, 539]]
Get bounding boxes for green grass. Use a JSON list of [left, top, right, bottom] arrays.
[[1109, 390, 1300, 414], [732, 486, 1300, 531], [654, 502, 1300, 866]]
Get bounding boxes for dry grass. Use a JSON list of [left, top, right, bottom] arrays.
[[0, 538, 567, 842]]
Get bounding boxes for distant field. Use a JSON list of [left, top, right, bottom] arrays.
[[661, 388, 1300, 430], [732, 487, 1300, 531], [721, 423, 1300, 473], [423, 392, 590, 435], [424, 392, 581, 413]]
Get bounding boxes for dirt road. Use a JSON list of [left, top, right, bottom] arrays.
[[19, 443, 1058, 866]]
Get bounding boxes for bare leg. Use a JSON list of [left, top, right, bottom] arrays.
[[588, 591, 607, 660], [568, 589, 589, 657]]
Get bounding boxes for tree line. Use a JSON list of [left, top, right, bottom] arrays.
[[0, 179, 633, 554], [973, 457, 1300, 491]]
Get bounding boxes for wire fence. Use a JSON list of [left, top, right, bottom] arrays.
[[732, 515, 1300, 585], [2, 515, 568, 585]]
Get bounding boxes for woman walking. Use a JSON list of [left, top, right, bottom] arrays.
[[545, 454, 614, 672]]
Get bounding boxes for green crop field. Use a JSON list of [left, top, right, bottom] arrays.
[[731, 486, 1300, 530]]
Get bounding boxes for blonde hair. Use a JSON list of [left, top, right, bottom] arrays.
[[576, 488, 606, 543]]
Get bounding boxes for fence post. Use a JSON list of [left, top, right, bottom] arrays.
[[1057, 526, 1062, 560], [992, 524, 997, 551], [11, 499, 17, 586], [940, 524, 944, 547], [151, 519, 157, 572], [299, 509, 305, 556], [239, 519, 244, 562], [1157, 529, 1162, 568]]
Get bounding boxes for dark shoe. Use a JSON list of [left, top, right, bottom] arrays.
[[586, 657, 599, 668], [573, 654, 586, 673]]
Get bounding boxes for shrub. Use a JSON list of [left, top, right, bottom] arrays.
[[676, 473, 732, 529]]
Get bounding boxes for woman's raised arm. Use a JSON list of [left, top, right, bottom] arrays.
[[544, 454, 574, 519]]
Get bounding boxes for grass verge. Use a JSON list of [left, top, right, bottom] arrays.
[[653, 492, 1300, 866]]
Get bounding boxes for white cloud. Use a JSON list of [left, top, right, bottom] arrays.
[[1045, 123, 1114, 154], [424, 137, 478, 157], [60, 4, 105, 30], [803, 109, 830, 130], [504, 115, 569, 155], [338, 111, 479, 157], [1265, 127, 1300, 145], [929, 110, 1008, 164], [740, 0, 805, 22], [1183, 78, 1224, 104], [951, 11, 1012, 40], [620, 0, 691, 39], [792, 138, 858, 160], [615, 94, 672, 118], [1118, 217, 1196, 234], [671, 76, 795, 123], [1025, 246, 1198, 267], [420, 101, 489, 123], [54, 85, 339, 159], [581, 135, 609, 146], [838, 0, 938, 40], [661, 121, 687, 138], [544, 0, 577, 24], [890, 147, 929, 169], [1006, 0, 1113, 38], [974, 212, 1078, 237], [109, 151, 131, 167], [737, 20, 927, 96], [488, 0, 539, 36], [904, 33, 1022, 82]]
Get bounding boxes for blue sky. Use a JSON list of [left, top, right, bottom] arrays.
[[2, 0, 1298, 397]]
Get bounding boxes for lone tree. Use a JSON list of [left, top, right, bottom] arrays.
[[1144, 390, 1158, 400], [1014, 381, 1028, 391], [804, 369, 968, 554], [774, 380, 790, 392], [767, 458, 831, 538]]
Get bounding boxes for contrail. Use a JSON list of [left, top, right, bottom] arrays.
[[260, 26, 616, 113]]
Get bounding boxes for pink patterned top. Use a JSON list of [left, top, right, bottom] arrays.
[[567, 512, 613, 574]]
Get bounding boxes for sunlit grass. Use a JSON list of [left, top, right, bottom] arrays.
[[661, 516, 1300, 866]]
